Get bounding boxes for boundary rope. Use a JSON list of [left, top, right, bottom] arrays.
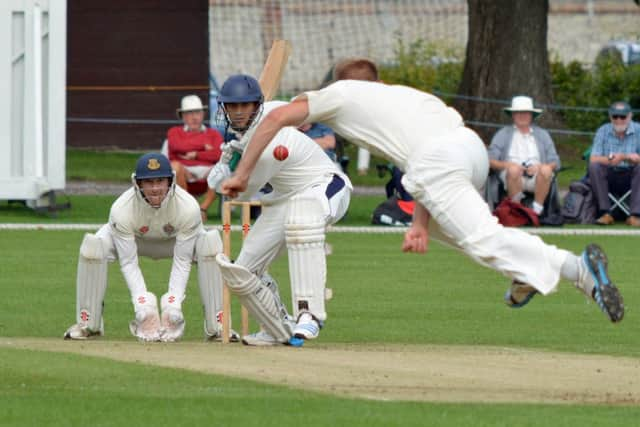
[[2, 223, 640, 236]]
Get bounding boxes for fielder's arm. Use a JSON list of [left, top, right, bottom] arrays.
[[221, 97, 309, 198]]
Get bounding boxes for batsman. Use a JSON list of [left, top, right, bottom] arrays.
[[64, 152, 236, 342], [208, 74, 352, 345]]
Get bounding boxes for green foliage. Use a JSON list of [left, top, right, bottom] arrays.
[[550, 56, 640, 132], [67, 149, 142, 182], [379, 39, 463, 101]]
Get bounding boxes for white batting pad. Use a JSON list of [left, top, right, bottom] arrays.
[[160, 292, 185, 342], [195, 230, 225, 337], [74, 233, 109, 333], [216, 253, 293, 342], [285, 195, 328, 321], [129, 291, 161, 342]]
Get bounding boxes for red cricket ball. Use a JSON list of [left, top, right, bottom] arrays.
[[273, 145, 289, 161]]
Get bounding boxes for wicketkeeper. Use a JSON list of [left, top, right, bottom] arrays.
[[64, 152, 237, 342], [208, 74, 353, 346]]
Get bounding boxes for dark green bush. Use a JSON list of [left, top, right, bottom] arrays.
[[378, 39, 464, 103], [380, 39, 640, 134], [551, 55, 640, 132]]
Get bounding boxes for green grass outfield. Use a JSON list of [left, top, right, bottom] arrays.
[[1, 211, 640, 425]]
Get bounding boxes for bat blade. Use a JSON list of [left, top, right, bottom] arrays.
[[258, 39, 292, 102]]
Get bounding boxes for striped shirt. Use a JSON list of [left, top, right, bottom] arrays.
[[591, 121, 640, 168]]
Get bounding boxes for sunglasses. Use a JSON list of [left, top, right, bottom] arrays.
[[611, 115, 628, 120]]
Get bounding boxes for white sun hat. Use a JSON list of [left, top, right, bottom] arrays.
[[176, 95, 207, 117], [503, 95, 543, 117]]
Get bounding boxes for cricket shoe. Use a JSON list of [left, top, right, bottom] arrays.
[[504, 280, 538, 308], [204, 321, 240, 342], [242, 330, 280, 346], [579, 244, 624, 323], [63, 319, 104, 340], [293, 312, 322, 340], [242, 330, 304, 347]]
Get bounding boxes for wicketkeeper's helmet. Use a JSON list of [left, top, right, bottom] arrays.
[[133, 153, 173, 181], [218, 74, 264, 132]]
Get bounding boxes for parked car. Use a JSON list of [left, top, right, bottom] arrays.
[[595, 40, 640, 66]]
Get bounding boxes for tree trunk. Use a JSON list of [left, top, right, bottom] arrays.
[[455, 0, 561, 143]]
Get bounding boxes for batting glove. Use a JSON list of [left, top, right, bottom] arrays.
[[207, 162, 232, 193]]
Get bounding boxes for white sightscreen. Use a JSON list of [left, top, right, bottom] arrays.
[[0, 0, 66, 204]]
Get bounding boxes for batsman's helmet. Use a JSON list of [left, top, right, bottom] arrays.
[[218, 74, 264, 133], [133, 153, 173, 181], [218, 74, 263, 104]]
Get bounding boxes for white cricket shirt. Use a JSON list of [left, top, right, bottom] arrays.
[[240, 101, 351, 204], [301, 80, 463, 171]]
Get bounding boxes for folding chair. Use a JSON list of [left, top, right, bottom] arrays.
[[583, 147, 632, 220], [608, 189, 631, 217]]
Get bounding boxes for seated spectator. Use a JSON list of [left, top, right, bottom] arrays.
[[167, 95, 223, 221], [588, 101, 640, 226], [298, 122, 337, 162], [488, 95, 560, 216]]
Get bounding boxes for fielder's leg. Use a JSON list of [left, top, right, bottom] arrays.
[[64, 233, 108, 340], [215, 254, 295, 344], [195, 229, 238, 341], [285, 194, 328, 340]]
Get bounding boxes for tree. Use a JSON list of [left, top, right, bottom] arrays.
[[454, 0, 560, 143]]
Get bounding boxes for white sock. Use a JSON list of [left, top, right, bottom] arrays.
[[560, 253, 594, 297], [511, 192, 524, 203], [532, 202, 544, 215]]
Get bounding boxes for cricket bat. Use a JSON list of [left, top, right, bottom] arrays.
[[258, 39, 292, 102]]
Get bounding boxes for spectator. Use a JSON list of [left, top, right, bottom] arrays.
[[488, 96, 560, 216], [298, 122, 337, 162], [588, 101, 640, 226], [167, 95, 223, 222]]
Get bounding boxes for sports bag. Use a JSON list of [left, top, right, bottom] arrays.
[[372, 195, 414, 226], [493, 198, 540, 227], [561, 180, 596, 224]]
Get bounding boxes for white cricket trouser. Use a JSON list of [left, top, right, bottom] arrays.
[[236, 174, 351, 274], [402, 126, 568, 295]]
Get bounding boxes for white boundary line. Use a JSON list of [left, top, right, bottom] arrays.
[[2, 223, 640, 236]]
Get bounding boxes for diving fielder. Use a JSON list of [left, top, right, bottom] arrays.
[[222, 58, 624, 324], [64, 152, 235, 342], [208, 74, 352, 345]]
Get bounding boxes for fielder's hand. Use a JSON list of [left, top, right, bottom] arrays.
[[402, 225, 429, 253], [220, 175, 248, 199]]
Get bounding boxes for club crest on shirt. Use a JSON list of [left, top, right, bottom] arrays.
[[273, 145, 289, 161], [163, 223, 175, 235], [139, 226, 149, 234]]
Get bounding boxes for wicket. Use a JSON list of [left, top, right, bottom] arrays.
[[221, 200, 262, 344]]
